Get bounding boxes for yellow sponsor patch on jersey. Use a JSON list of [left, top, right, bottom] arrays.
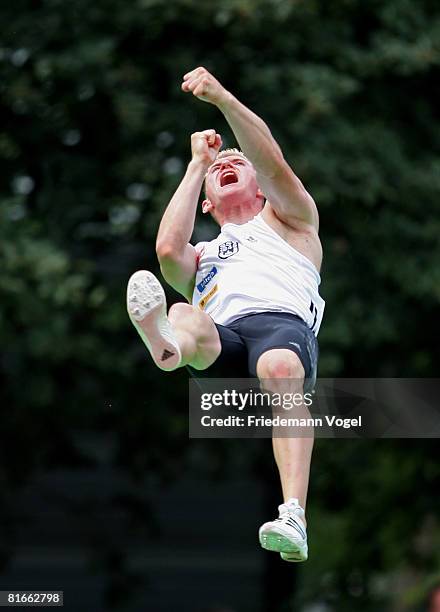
[[198, 283, 218, 310]]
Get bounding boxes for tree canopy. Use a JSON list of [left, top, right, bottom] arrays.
[[1, 1, 439, 610]]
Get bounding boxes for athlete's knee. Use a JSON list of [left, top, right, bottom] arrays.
[[168, 302, 217, 342], [256, 349, 305, 381], [168, 302, 195, 322], [168, 302, 209, 331]]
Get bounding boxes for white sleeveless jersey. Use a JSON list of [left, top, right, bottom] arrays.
[[192, 213, 325, 335]]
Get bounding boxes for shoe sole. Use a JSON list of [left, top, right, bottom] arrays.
[[259, 526, 307, 560], [127, 270, 181, 371]]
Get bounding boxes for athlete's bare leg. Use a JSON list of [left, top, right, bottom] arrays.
[[127, 270, 220, 371], [167, 302, 221, 369], [256, 348, 314, 517]]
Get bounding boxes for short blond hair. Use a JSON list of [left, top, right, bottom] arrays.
[[215, 148, 250, 163]]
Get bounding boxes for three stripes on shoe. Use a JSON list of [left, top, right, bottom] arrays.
[[275, 515, 307, 539]]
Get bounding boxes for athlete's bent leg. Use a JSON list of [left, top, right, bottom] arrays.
[[167, 302, 221, 369], [127, 270, 220, 371], [256, 348, 313, 562]]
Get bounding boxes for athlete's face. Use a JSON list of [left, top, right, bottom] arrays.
[[203, 154, 264, 224]]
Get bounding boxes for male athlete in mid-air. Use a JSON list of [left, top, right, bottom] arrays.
[[127, 67, 324, 562]]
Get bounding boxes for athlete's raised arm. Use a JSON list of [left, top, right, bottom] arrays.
[[156, 129, 222, 301], [182, 67, 318, 230]]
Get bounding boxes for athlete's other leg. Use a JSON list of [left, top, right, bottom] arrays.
[[256, 348, 312, 511], [257, 348, 312, 562], [127, 270, 220, 371]]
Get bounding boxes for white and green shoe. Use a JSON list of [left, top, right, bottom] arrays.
[[259, 498, 308, 562], [127, 270, 181, 371]]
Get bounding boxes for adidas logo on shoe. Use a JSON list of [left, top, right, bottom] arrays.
[[161, 349, 175, 361]]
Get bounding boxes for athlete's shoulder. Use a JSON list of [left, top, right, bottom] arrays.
[[194, 232, 222, 263]]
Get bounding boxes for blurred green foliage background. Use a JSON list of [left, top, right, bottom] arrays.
[[1, 0, 439, 610]]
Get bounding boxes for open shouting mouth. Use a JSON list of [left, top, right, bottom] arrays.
[[219, 170, 239, 187]]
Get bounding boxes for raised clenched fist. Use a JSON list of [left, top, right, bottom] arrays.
[[182, 67, 229, 106], [191, 129, 222, 166]]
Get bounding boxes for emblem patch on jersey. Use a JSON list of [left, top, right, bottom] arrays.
[[218, 241, 239, 259], [198, 284, 218, 310], [197, 266, 218, 293]]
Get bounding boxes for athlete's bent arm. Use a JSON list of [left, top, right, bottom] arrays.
[[182, 67, 318, 230], [156, 130, 222, 300]]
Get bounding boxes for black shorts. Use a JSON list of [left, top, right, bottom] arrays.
[[188, 312, 319, 392]]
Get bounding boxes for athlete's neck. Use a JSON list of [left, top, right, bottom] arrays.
[[218, 202, 261, 226]]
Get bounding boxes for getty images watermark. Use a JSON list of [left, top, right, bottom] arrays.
[[189, 378, 440, 438], [197, 387, 360, 433]]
